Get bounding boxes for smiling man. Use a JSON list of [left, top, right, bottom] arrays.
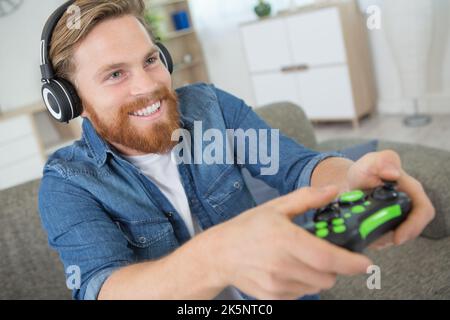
[[38, 0, 435, 300]]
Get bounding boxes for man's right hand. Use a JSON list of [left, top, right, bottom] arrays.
[[209, 185, 373, 300]]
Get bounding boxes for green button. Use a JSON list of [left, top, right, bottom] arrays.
[[364, 201, 371, 206], [316, 229, 329, 238], [315, 221, 328, 229], [333, 225, 346, 234], [332, 218, 345, 226], [339, 190, 365, 203], [344, 213, 352, 219], [351, 205, 366, 214], [359, 205, 402, 239]]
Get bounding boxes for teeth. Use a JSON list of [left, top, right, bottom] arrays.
[[132, 101, 161, 117]]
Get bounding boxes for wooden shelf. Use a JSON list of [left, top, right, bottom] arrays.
[[150, 0, 187, 7], [173, 58, 203, 72], [164, 28, 195, 40], [0, 102, 45, 122]]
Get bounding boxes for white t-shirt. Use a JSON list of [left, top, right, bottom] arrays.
[[123, 150, 242, 300]]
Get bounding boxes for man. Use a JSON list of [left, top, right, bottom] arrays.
[[38, 0, 435, 300]]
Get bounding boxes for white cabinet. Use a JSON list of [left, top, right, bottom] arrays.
[[240, 1, 376, 126], [0, 102, 81, 191], [0, 115, 44, 190]]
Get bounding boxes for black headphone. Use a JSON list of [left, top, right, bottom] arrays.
[[40, 0, 173, 123]]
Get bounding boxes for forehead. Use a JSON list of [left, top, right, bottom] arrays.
[[73, 15, 154, 69]]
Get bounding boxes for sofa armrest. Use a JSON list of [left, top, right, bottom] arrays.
[[317, 138, 450, 239], [255, 102, 318, 149]]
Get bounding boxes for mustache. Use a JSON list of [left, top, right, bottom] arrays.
[[121, 87, 175, 115]]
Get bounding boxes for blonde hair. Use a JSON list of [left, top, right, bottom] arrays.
[[49, 0, 155, 82]]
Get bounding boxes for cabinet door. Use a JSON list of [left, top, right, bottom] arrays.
[[241, 19, 292, 73], [296, 65, 355, 119], [251, 72, 300, 108], [286, 7, 347, 66]]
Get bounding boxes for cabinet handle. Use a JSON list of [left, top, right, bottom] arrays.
[[281, 64, 309, 73]]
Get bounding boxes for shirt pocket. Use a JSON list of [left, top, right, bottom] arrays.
[[204, 166, 255, 218], [114, 218, 179, 260]]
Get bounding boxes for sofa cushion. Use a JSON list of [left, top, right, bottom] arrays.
[[0, 180, 71, 300], [321, 236, 450, 299], [255, 102, 318, 149], [317, 138, 450, 239]]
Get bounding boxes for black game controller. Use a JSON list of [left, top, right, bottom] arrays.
[[304, 181, 412, 252]]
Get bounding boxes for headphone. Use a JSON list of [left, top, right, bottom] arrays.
[[40, 0, 174, 123]]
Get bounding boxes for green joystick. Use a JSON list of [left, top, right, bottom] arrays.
[[339, 190, 365, 204], [304, 182, 412, 252]]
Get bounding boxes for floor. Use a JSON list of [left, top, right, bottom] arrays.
[[313, 113, 450, 151]]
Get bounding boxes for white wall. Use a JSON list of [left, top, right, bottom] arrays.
[[0, 0, 66, 112], [190, 0, 450, 114], [359, 0, 450, 114]]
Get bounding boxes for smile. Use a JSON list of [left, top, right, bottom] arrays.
[[129, 100, 162, 117]]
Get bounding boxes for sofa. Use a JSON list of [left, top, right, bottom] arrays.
[[1, 102, 449, 300]]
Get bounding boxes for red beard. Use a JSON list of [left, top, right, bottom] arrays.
[[84, 86, 181, 154]]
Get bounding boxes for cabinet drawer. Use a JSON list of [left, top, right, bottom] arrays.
[[0, 155, 44, 190], [251, 72, 300, 107], [0, 115, 33, 145], [297, 65, 355, 119], [0, 134, 41, 168], [286, 7, 347, 66]]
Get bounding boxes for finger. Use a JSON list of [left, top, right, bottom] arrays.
[[393, 174, 435, 245], [294, 229, 373, 275], [259, 278, 321, 300], [279, 254, 337, 290], [368, 231, 394, 250], [268, 186, 339, 220], [350, 150, 402, 190]]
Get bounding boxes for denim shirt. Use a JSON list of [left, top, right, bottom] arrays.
[[38, 83, 341, 300]]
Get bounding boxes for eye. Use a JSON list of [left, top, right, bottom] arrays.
[[109, 71, 122, 80], [145, 55, 159, 66]]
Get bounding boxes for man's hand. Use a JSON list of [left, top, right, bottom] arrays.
[[346, 150, 435, 248], [210, 186, 372, 300]]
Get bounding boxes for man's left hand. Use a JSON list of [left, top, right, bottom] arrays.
[[346, 150, 435, 249]]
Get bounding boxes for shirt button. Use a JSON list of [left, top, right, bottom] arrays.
[[138, 236, 147, 244], [233, 181, 241, 189], [165, 212, 174, 218]]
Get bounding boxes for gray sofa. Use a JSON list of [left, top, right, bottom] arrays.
[[1, 102, 449, 300]]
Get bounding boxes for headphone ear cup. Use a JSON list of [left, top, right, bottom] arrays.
[[41, 78, 81, 123], [156, 42, 173, 74]]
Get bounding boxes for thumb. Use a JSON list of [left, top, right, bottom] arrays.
[[269, 185, 339, 220]]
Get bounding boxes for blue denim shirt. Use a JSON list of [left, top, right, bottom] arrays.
[[38, 83, 341, 300]]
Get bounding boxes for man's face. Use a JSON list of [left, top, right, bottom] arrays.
[[72, 15, 180, 156]]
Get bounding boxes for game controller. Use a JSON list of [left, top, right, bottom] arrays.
[[304, 181, 412, 252]]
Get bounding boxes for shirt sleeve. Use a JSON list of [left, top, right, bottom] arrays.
[[213, 85, 345, 195], [38, 172, 134, 300]]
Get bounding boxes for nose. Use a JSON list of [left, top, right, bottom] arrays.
[[129, 68, 159, 97]]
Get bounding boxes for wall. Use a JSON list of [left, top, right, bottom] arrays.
[[0, 0, 66, 113]]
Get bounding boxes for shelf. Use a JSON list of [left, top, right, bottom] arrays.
[[149, 0, 187, 8], [173, 59, 203, 72], [0, 101, 45, 122], [164, 28, 195, 40]]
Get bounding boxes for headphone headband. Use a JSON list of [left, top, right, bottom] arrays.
[[40, 0, 75, 82]]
